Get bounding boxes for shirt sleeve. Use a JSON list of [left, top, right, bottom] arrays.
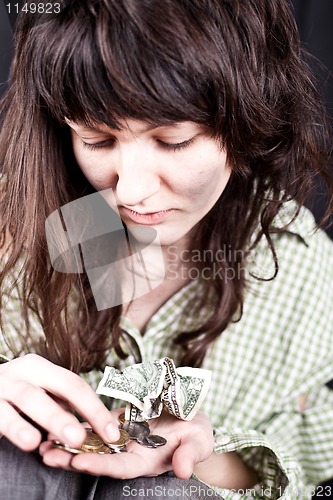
[[205, 383, 333, 499]]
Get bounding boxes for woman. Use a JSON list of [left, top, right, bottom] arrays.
[[0, 0, 333, 498]]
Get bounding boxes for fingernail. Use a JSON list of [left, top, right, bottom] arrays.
[[105, 423, 120, 442], [62, 425, 84, 445]]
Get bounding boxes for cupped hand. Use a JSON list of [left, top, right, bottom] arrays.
[[40, 408, 215, 480], [0, 354, 120, 451]]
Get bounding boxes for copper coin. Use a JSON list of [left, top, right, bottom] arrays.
[[52, 428, 106, 454], [118, 413, 149, 427], [81, 430, 104, 451], [52, 439, 114, 454], [80, 442, 104, 452], [52, 440, 82, 454], [118, 413, 126, 424], [84, 429, 104, 445]]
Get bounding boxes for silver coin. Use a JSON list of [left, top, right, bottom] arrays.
[[121, 421, 150, 441], [107, 445, 127, 453], [135, 434, 167, 448], [145, 434, 167, 447], [136, 435, 153, 447]]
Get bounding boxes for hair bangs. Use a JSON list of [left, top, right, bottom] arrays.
[[26, 0, 213, 129]]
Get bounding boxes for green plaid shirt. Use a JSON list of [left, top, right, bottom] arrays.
[[1, 202, 333, 499]]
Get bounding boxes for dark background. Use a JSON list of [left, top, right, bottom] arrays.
[[0, 2, 13, 97], [290, 0, 333, 239], [0, 1, 333, 494]]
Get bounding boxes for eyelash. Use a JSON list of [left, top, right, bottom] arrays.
[[158, 138, 195, 152], [81, 138, 195, 152]]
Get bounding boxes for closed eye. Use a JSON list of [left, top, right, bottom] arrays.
[[81, 137, 195, 152], [157, 138, 195, 152], [81, 139, 115, 150]]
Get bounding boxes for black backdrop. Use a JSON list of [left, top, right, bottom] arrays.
[[290, 0, 333, 239], [0, 2, 13, 96]]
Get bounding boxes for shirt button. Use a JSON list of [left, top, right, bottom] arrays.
[[215, 434, 231, 445]]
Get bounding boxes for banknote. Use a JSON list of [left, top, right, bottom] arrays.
[[162, 367, 212, 420], [96, 360, 165, 418], [97, 357, 212, 421]]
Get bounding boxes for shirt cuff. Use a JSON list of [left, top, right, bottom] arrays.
[[192, 427, 302, 499]]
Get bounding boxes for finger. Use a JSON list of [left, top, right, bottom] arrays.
[[50, 394, 73, 413], [42, 446, 76, 470], [1, 379, 87, 448], [110, 408, 126, 418], [172, 440, 203, 479], [23, 357, 120, 443], [39, 440, 53, 456], [70, 446, 160, 479], [0, 399, 42, 451], [2, 355, 120, 444]]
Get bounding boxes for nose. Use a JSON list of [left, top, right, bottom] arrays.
[[115, 143, 160, 206]]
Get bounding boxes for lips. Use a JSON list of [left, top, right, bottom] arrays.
[[121, 207, 174, 225]]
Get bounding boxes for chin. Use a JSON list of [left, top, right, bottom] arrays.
[[127, 219, 195, 251], [156, 232, 190, 248]]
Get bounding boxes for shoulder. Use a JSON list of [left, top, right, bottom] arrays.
[[248, 201, 333, 283], [243, 202, 333, 371], [203, 204, 333, 424]]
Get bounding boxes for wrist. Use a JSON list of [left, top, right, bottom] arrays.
[[193, 450, 259, 490]]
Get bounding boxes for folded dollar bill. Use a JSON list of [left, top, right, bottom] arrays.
[[96, 357, 212, 421]]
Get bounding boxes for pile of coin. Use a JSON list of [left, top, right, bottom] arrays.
[[52, 413, 166, 455], [52, 427, 129, 455], [119, 413, 167, 448]]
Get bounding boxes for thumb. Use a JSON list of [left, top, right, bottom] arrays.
[[172, 439, 200, 480]]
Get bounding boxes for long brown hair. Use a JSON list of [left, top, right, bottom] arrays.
[[1, 0, 332, 371]]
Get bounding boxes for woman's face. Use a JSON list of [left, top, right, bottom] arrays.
[[67, 119, 231, 247]]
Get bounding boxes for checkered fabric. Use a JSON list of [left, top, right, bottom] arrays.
[[1, 202, 333, 499]]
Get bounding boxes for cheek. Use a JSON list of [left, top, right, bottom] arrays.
[[72, 146, 111, 189], [171, 156, 230, 202], [72, 140, 90, 175]]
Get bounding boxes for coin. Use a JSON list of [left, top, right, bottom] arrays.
[[81, 429, 105, 451], [111, 446, 127, 453], [80, 442, 104, 452], [145, 434, 167, 447], [52, 440, 83, 454], [96, 445, 114, 454], [84, 429, 104, 443], [106, 429, 130, 448], [118, 413, 126, 424], [136, 435, 151, 446], [52, 428, 112, 454], [121, 421, 150, 441]]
